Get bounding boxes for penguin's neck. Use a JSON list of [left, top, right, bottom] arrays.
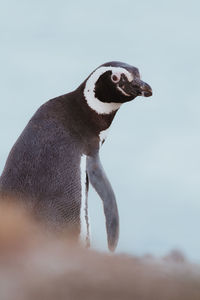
[[59, 89, 118, 155], [67, 87, 118, 135]]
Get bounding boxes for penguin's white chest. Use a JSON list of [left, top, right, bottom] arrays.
[[80, 155, 89, 243], [79, 129, 109, 244]]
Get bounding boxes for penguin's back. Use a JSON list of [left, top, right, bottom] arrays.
[[0, 96, 84, 230]]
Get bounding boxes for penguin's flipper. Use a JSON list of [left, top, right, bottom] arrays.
[[86, 153, 119, 252]]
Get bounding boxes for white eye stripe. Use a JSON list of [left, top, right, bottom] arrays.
[[83, 66, 133, 114]]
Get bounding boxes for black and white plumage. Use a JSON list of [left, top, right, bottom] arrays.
[[0, 61, 152, 251]]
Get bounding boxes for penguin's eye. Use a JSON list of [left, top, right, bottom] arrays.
[[111, 73, 121, 83]]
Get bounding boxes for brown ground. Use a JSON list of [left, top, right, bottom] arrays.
[[0, 203, 199, 300]]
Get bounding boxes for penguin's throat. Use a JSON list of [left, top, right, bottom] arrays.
[[99, 128, 109, 146]]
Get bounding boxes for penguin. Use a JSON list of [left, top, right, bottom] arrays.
[[0, 61, 152, 251]]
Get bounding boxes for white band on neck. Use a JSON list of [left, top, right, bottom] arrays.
[[83, 66, 133, 114]]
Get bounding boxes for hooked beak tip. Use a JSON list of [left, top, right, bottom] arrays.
[[141, 89, 153, 97], [140, 83, 152, 97]]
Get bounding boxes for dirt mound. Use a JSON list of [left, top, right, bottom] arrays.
[[0, 203, 199, 300]]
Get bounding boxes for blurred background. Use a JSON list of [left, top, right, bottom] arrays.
[[0, 0, 199, 261]]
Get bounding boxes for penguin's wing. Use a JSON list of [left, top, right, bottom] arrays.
[[86, 153, 119, 251]]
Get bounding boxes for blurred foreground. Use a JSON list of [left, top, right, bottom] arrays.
[[0, 203, 199, 300]]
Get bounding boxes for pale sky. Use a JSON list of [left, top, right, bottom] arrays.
[[0, 0, 200, 261]]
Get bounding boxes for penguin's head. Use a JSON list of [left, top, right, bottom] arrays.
[[83, 61, 152, 114]]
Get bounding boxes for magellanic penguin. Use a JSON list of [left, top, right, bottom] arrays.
[[0, 61, 152, 251]]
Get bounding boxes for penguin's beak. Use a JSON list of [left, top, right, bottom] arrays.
[[138, 80, 153, 97], [122, 78, 152, 98]]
